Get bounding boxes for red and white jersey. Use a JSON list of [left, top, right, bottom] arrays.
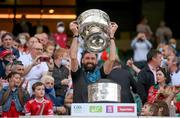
[[24, 98, 54, 115]]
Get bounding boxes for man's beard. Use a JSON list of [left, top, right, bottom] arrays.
[[83, 63, 96, 72]]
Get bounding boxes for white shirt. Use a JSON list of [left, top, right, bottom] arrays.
[[171, 70, 180, 86], [148, 64, 157, 84], [131, 38, 152, 62], [18, 53, 48, 95]]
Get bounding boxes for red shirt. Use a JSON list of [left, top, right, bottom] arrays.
[[24, 98, 54, 115], [176, 102, 180, 113], [53, 33, 68, 48], [148, 85, 159, 103]]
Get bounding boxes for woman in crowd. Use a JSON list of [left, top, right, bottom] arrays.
[[147, 68, 171, 103], [147, 68, 180, 116]]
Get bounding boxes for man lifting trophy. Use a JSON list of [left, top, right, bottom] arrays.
[[70, 9, 119, 103]]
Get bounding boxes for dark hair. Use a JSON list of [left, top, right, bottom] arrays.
[[14, 37, 21, 44], [81, 51, 98, 65], [32, 82, 44, 92], [6, 72, 20, 81], [154, 100, 169, 116], [13, 60, 23, 66], [156, 67, 171, 84], [147, 49, 161, 63], [81, 50, 98, 59], [1, 32, 15, 41]]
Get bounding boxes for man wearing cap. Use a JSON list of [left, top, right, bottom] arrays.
[[52, 22, 68, 48]]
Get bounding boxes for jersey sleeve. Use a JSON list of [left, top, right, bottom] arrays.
[[46, 100, 54, 115], [24, 101, 31, 116]]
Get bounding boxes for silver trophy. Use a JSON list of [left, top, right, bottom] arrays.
[[77, 9, 111, 53], [88, 79, 121, 103]]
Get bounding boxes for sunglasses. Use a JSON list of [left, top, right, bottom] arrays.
[[6, 60, 23, 66]]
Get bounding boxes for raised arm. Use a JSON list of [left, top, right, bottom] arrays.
[[69, 21, 79, 72], [103, 22, 118, 74]]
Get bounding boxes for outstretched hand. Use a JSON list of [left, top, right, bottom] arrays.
[[69, 21, 79, 36], [108, 22, 118, 38], [126, 58, 134, 68]]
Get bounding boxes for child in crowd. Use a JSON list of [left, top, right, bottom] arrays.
[[0, 72, 29, 117], [140, 102, 159, 116], [24, 82, 54, 115], [154, 100, 169, 116], [64, 85, 73, 114], [41, 75, 66, 114]]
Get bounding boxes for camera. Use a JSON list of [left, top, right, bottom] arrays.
[[39, 57, 50, 62]]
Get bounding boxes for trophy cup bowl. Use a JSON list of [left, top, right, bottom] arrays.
[[77, 9, 111, 53]]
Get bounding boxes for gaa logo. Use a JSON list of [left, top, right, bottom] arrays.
[[89, 105, 103, 113], [73, 105, 82, 113]]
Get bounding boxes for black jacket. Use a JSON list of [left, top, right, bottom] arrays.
[[52, 64, 69, 97], [108, 67, 137, 103], [137, 65, 155, 104]]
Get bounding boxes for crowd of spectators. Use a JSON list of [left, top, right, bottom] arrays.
[[0, 15, 180, 117]]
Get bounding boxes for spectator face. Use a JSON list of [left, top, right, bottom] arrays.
[[2, 35, 13, 49], [54, 50, 69, 67], [82, 53, 97, 71], [27, 37, 39, 49], [153, 53, 162, 67], [0, 30, 7, 46], [41, 33, 48, 44], [156, 70, 166, 84], [31, 43, 43, 57], [44, 79, 54, 88], [12, 73, 22, 87], [141, 104, 153, 116], [13, 40, 20, 50], [19, 34, 27, 45], [169, 38, 177, 49], [34, 85, 45, 98], [46, 45, 55, 57], [161, 45, 168, 58], [57, 26, 65, 33], [16, 65, 25, 76], [167, 55, 175, 69], [36, 33, 48, 46]]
